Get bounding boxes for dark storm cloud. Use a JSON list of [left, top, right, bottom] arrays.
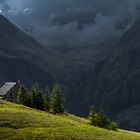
[[1, 0, 140, 47], [0, 0, 10, 13]]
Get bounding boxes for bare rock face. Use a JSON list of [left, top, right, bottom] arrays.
[[0, 15, 56, 88]]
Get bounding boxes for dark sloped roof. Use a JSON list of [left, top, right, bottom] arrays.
[[0, 82, 16, 96]]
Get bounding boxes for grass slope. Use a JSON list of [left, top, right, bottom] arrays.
[[0, 101, 140, 140]]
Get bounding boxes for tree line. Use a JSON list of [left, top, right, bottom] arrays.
[[16, 83, 118, 131], [17, 83, 64, 114]]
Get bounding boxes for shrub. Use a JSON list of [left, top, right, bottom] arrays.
[[107, 120, 118, 131]]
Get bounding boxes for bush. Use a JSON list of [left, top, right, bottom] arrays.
[[107, 120, 118, 131]]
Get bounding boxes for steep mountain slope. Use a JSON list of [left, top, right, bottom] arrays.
[[115, 104, 140, 131], [50, 41, 116, 116], [0, 15, 56, 88], [93, 18, 140, 131], [0, 100, 140, 140], [50, 19, 140, 131]]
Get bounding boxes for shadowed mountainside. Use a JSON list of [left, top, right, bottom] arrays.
[[0, 15, 56, 88], [50, 19, 140, 131], [1, 15, 140, 131]]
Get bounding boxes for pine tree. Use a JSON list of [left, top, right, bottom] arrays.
[[31, 83, 44, 110], [94, 112, 107, 128], [89, 106, 97, 125], [44, 87, 50, 111], [51, 84, 64, 114], [89, 106, 118, 131], [17, 85, 31, 106]]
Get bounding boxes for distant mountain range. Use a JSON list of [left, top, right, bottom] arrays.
[[0, 15, 140, 131]]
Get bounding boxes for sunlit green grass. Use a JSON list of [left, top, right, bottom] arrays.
[[0, 100, 140, 140]]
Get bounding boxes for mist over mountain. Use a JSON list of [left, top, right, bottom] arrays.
[[0, 0, 140, 47]]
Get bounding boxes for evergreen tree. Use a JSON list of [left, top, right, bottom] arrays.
[[17, 85, 31, 106], [31, 83, 44, 110], [89, 105, 118, 131], [94, 112, 107, 128], [51, 84, 64, 114], [44, 87, 50, 111], [89, 106, 97, 125]]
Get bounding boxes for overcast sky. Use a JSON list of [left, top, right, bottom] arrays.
[[0, 0, 140, 47]]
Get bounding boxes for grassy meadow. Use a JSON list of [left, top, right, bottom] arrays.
[[0, 100, 140, 140]]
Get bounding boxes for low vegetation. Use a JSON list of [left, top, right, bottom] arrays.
[[0, 101, 140, 140]]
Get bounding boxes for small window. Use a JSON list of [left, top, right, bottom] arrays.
[[10, 93, 13, 96]]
